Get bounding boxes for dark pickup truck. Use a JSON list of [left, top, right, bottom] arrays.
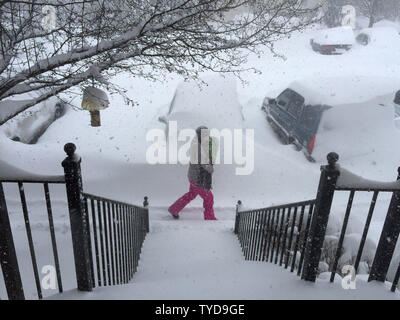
[[261, 88, 331, 162]]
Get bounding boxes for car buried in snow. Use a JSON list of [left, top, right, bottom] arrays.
[[262, 78, 400, 163], [261, 86, 330, 162], [1, 97, 67, 144], [310, 26, 354, 55]]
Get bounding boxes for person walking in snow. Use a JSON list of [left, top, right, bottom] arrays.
[[168, 126, 218, 220]]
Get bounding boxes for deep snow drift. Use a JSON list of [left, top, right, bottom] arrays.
[[313, 92, 400, 168]]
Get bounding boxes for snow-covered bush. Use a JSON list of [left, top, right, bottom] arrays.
[[310, 206, 378, 278], [320, 233, 376, 277]]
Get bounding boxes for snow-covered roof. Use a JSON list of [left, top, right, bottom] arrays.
[[82, 87, 109, 111], [313, 26, 355, 45], [288, 81, 326, 106], [287, 76, 400, 106]]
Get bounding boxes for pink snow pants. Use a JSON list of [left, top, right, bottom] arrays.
[[169, 180, 216, 220]]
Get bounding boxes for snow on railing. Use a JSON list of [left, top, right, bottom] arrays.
[[0, 159, 64, 183], [336, 166, 400, 192]]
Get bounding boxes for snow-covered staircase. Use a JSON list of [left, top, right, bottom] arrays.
[[51, 207, 400, 300]]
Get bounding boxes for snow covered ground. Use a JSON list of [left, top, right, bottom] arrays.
[[2, 204, 398, 300], [2, 22, 400, 299], [50, 208, 399, 300]]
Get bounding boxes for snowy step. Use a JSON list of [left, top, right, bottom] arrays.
[[51, 208, 400, 300]]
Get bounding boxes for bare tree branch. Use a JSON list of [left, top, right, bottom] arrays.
[[0, 0, 319, 124]]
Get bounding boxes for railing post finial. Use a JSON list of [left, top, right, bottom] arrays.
[[234, 200, 242, 234], [62, 143, 93, 292], [327, 152, 339, 168], [143, 196, 150, 233], [64, 143, 76, 158]]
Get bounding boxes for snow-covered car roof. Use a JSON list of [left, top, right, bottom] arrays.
[[0, 96, 63, 143], [357, 27, 400, 48], [312, 26, 355, 45], [0, 90, 60, 124], [161, 75, 244, 131], [287, 76, 400, 106]]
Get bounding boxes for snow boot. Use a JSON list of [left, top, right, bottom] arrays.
[[168, 208, 179, 220]]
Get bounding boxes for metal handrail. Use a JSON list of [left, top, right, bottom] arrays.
[[0, 177, 65, 184], [82, 192, 147, 210], [238, 199, 316, 214]]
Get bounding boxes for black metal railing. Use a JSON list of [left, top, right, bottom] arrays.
[[300, 153, 400, 292], [235, 152, 400, 293], [82, 193, 149, 288], [235, 200, 316, 276], [325, 163, 400, 291], [329, 178, 398, 284], [0, 143, 150, 300], [0, 178, 65, 300]]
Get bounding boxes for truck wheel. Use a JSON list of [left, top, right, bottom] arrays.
[[305, 153, 316, 163], [280, 134, 292, 145], [292, 142, 302, 152]]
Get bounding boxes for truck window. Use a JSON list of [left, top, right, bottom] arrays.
[[277, 89, 305, 116], [287, 96, 304, 118], [301, 106, 319, 129], [277, 91, 291, 111]]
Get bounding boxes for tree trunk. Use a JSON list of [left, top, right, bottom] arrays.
[[369, 15, 375, 28]]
